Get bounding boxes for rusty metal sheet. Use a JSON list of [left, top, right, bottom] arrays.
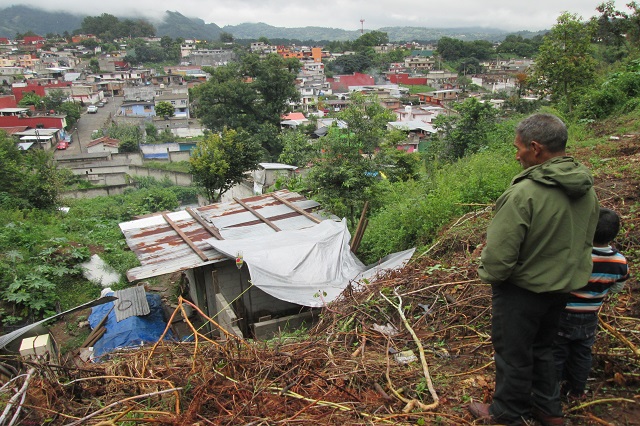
[[120, 190, 332, 282], [113, 286, 149, 322]]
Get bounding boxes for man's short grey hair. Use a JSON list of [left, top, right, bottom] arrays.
[[516, 113, 568, 153]]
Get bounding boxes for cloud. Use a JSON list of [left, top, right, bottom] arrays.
[[0, 0, 624, 32]]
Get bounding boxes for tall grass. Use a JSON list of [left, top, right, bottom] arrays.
[[358, 149, 520, 263]]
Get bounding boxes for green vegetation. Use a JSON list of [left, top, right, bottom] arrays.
[[105, 123, 143, 153], [155, 101, 175, 119], [0, 133, 62, 210], [403, 84, 436, 95], [189, 128, 262, 202], [78, 13, 155, 40], [0, 174, 197, 325], [191, 53, 299, 161], [141, 161, 191, 174], [531, 12, 597, 113]]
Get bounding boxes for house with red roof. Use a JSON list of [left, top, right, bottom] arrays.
[[280, 112, 309, 129], [386, 73, 428, 86], [326, 72, 375, 93], [12, 85, 46, 102], [86, 136, 121, 154], [20, 36, 45, 52], [0, 95, 18, 109]]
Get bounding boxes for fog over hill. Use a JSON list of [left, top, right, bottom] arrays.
[[0, 5, 546, 42]]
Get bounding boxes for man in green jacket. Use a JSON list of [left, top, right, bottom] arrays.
[[468, 113, 599, 426]]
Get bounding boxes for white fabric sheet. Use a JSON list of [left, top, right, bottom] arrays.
[[206, 219, 415, 307]]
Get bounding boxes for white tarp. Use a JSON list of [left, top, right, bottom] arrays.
[[206, 219, 415, 307]]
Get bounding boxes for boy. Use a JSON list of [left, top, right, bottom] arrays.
[[553, 207, 630, 399]]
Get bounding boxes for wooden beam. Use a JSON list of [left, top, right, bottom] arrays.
[[233, 197, 281, 232], [162, 213, 209, 261], [270, 193, 321, 224], [186, 207, 224, 240]]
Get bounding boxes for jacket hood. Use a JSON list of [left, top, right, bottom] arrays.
[[513, 156, 594, 199]]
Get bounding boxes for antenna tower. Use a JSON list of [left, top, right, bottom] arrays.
[[360, 18, 365, 34]]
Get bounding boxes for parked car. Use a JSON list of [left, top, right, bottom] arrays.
[[87, 105, 98, 113], [56, 141, 69, 150], [97, 102, 105, 107]]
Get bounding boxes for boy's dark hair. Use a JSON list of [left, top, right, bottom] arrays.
[[594, 207, 621, 245]]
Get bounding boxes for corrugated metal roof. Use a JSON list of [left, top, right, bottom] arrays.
[[121, 190, 330, 282], [113, 286, 150, 322]]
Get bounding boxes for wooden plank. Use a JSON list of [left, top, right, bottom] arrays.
[[270, 193, 321, 224], [233, 197, 281, 232], [186, 207, 224, 240], [350, 201, 369, 252], [162, 213, 209, 261]]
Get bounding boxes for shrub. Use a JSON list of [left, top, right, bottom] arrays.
[[358, 150, 520, 263]]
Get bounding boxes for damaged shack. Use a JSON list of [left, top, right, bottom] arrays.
[[119, 190, 414, 340]]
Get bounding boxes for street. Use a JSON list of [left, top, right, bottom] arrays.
[[56, 97, 121, 156]]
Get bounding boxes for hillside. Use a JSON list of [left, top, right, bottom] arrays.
[[4, 131, 639, 424], [0, 6, 539, 42], [0, 5, 84, 37]]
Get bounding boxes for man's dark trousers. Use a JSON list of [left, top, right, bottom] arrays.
[[489, 283, 568, 424]]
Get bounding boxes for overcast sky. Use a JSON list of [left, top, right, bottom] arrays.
[[0, 0, 625, 32]]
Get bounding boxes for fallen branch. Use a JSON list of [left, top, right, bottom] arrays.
[[0, 367, 35, 426], [599, 316, 640, 357], [586, 412, 615, 426], [380, 289, 439, 411], [566, 397, 637, 413], [63, 387, 182, 426]]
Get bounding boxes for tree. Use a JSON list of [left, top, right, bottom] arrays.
[[57, 102, 81, 128], [145, 123, 158, 142], [330, 53, 373, 74], [0, 132, 61, 210], [106, 123, 142, 153], [220, 32, 234, 43], [192, 62, 259, 131], [305, 94, 397, 227], [80, 13, 155, 40], [431, 97, 498, 161], [306, 126, 379, 228], [43, 90, 68, 111], [155, 101, 175, 119], [18, 92, 43, 108], [437, 37, 467, 61], [531, 12, 597, 113], [189, 128, 262, 202], [340, 93, 397, 157], [457, 57, 481, 75], [353, 31, 389, 51], [192, 53, 299, 158], [89, 58, 100, 73], [278, 129, 318, 167], [496, 35, 543, 57]]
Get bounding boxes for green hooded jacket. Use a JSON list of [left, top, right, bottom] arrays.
[[478, 156, 599, 293]]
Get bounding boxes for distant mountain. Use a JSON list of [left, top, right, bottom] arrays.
[[221, 23, 521, 43], [155, 11, 222, 40], [0, 5, 84, 37], [0, 6, 544, 42], [222, 22, 361, 42]]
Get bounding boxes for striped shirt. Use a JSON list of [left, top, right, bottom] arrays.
[[565, 246, 629, 313]]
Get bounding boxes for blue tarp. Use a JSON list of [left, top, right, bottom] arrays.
[[88, 292, 174, 358]]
